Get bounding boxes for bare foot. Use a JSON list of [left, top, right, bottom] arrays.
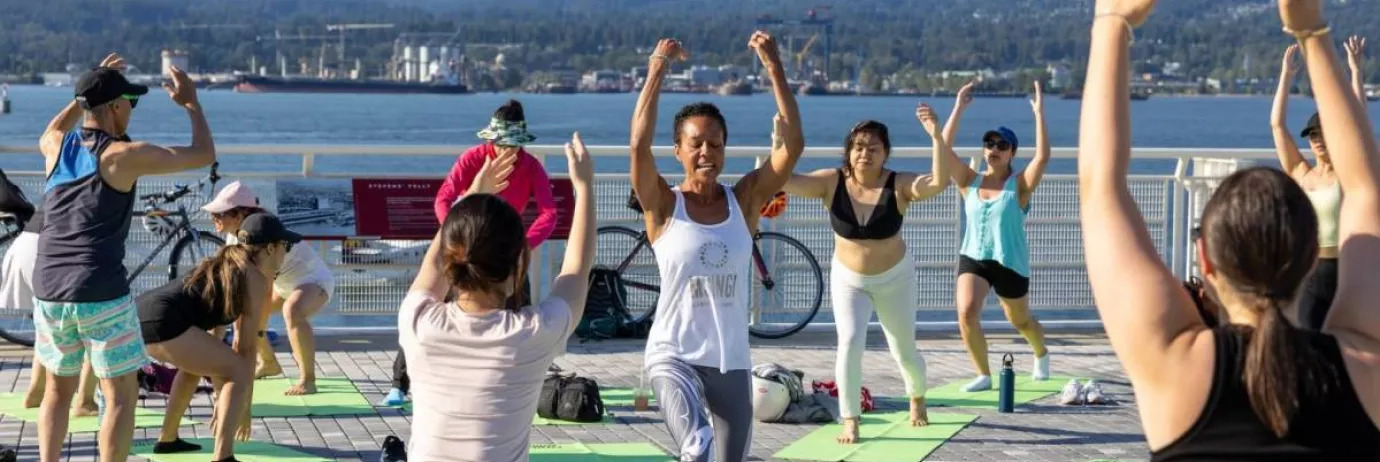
[[284, 380, 317, 396], [836, 417, 860, 444], [910, 397, 930, 427], [71, 403, 100, 417], [255, 363, 282, 380]]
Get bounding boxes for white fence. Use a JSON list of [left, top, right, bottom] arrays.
[[0, 144, 1277, 331]]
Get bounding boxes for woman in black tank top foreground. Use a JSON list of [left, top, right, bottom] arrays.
[[781, 104, 953, 443], [1079, 0, 1380, 460], [135, 213, 298, 462]]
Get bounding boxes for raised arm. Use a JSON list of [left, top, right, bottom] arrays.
[[736, 31, 806, 211], [902, 102, 952, 202], [941, 81, 979, 189], [408, 155, 513, 300], [1272, 45, 1310, 175], [1345, 35, 1367, 102], [42, 54, 126, 159], [1020, 82, 1051, 208], [114, 67, 215, 176], [548, 133, 596, 335], [1077, 0, 1201, 388], [630, 39, 684, 231], [1282, 2, 1380, 342]]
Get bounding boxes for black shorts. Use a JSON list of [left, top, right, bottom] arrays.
[[957, 255, 1030, 299], [1296, 257, 1338, 330]]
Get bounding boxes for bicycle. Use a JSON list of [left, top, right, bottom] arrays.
[[597, 191, 824, 339], [0, 163, 226, 347]]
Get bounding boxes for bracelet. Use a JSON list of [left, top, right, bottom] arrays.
[[1094, 13, 1135, 45], [1283, 24, 1332, 41]]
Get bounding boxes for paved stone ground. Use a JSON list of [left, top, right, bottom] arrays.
[[0, 330, 1150, 461]]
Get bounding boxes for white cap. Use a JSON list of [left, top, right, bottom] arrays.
[[201, 181, 260, 213]]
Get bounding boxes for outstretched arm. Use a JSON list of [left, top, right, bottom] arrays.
[[629, 39, 684, 235], [548, 134, 596, 335], [1077, 1, 1202, 389], [1284, 5, 1380, 341], [941, 81, 979, 189], [1273, 44, 1310, 176], [1345, 35, 1367, 102], [1020, 82, 1052, 208], [903, 102, 952, 202], [737, 31, 806, 212]]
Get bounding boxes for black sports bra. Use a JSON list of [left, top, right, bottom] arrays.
[[829, 170, 903, 240]]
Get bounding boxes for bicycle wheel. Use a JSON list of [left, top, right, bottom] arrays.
[[168, 230, 226, 280], [747, 231, 824, 339], [0, 228, 35, 347], [596, 226, 660, 323]]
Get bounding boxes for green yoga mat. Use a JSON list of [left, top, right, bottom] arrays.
[[530, 442, 673, 461], [773, 411, 977, 462], [924, 376, 1077, 409], [252, 378, 374, 417], [392, 387, 638, 425], [0, 392, 190, 433], [132, 439, 330, 462]]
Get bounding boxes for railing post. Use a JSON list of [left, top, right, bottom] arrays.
[[1170, 157, 1187, 278], [302, 153, 316, 177]]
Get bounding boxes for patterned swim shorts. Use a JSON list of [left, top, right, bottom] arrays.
[[33, 295, 148, 379]]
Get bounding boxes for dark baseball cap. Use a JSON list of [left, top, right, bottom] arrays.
[[236, 213, 303, 246], [1300, 112, 1322, 138], [74, 68, 149, 109], [983, 127, 1019, 150]]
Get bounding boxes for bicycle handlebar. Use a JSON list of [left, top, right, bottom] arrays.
[[138, 162, 223, 205]]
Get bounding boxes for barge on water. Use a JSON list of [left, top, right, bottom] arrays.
[[233, 76, 468, 95]]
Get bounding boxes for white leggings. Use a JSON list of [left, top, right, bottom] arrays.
[[831, 254, 927, 418]]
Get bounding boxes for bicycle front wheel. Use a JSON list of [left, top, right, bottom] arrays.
[[168, 231, 226, 280], [596, 226, 660, 323], [747, 231, 824, 339]]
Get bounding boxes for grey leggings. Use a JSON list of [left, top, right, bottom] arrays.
[[647, 358, 753, 462]]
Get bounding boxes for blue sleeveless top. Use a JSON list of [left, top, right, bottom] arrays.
[[959, 174, 1030, 277]]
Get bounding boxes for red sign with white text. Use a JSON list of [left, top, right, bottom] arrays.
[[352, 178, 574, 240]]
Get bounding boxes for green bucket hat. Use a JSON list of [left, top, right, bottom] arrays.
[[477, 118, 537, 146]]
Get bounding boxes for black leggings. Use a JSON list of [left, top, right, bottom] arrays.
[[391, 280, 530, 393], [1297, 257, 1338, 331]]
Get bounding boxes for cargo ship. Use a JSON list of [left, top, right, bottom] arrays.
[[233, 75, 468, 95]]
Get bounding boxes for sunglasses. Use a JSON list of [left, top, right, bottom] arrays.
[[121, 94, 139, 109], [1306, 131, 1324, 143], [984, 139, 1012, 151]]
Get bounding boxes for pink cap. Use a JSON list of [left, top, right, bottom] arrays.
[[201, 181, 260, 213]]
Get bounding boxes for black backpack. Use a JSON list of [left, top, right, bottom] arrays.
[[0, 169, 34, 225], [575, 267, 632, 341], [536, 373, 605, 422]]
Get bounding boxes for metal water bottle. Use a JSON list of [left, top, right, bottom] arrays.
[[998, 353, 1016, 413]]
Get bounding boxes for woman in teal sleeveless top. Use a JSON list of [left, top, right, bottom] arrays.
[[940, 82, 1053, 392]]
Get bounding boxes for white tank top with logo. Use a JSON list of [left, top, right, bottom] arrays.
[[645, 186, 754, 372]]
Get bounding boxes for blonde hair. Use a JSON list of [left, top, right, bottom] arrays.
[[183, 242, 273, 321]]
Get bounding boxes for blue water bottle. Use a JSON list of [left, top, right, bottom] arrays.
[[997, 353, 1016, 413]]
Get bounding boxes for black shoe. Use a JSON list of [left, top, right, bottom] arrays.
[[380, 435, 407, 462], [154, 439, 203, 454], [0, 445, 17, 462]]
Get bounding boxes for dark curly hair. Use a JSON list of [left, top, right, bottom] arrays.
[[441, 194, 529, 308], [672, 102, 728, 145], [494, 99, 525, 122], [841, 120, 892, 179]]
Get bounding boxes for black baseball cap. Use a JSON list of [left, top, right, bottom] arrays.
[[74, 68, 148, 109], [1300, 112, 1322, 138], [236, 213, 303, 246]]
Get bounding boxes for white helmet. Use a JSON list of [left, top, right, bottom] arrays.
[[751, 376, 791, 422]]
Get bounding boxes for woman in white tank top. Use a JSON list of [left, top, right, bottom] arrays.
[[628, 33, 805, 462]]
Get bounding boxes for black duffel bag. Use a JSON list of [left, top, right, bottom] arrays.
[[537, 372, 605, 423]]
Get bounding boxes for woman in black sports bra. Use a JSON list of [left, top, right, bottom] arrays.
[[782, 103, 953, 444], [136, 213, 300, 462], [1079, 0, 1380, 460]]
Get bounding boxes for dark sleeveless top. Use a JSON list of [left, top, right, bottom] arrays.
[[1151, 325, 1380, 461], [33, 128, 136, 302], [829, 170, 903, 240], [136, 274, 237, 344]]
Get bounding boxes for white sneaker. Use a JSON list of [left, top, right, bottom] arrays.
[[1033, 353, 1050, 381], [960, 375, 992, 392], [1083, 380, 1109, 405], [1059, 379, 1084, 405]]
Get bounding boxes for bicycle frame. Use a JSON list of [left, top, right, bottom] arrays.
[[126, 205, 212, 283], [612, 229, 777, 322]]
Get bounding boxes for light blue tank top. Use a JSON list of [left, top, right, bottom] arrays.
[[959, 174, 1030, 277]]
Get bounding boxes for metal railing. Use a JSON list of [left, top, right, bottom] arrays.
[[0, 144, 1278, 331]]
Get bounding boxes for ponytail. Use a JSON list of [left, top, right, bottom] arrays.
[[184, 243, 266, 322], [1243, 298, 1306, 437]]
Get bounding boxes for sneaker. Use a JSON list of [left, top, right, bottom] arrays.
[[1032, 353, 1050, 381], [380, 388, 408, 407], [1059, 379, 1084, 405], [960, 375, 992, 392], [1083, 380, 1109, 405], [380, 435, 407, 462]]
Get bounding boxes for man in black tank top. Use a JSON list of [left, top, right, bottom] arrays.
[[31, 54, 218, 462]]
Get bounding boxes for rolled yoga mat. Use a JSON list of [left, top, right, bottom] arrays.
[[772, 411, 978, 462]]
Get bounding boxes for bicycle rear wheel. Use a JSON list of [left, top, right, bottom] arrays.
[[168, 231, 226, 280], [595, 226, 660, 323], [747, 231, 824, 339]]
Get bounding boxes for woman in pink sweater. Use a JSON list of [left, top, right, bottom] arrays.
[[381, 99, 558, 406]]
